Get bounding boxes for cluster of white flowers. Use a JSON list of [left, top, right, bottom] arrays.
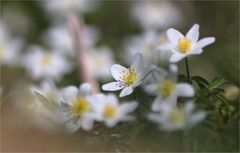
[[31, 82, 138, 133], [18, 1, 114, 82], [146, 65, 206, 130], [101, 23, 215, 131], [30, 23, 214, 132]]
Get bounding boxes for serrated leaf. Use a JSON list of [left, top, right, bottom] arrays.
[[192, 76, 209, 88], [209, 77, 228, 90]]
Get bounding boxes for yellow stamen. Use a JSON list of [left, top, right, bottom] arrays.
[[103, 104, 117, 118], [70, 98, 89, 117], [120, 68, 137, 86], [158, 80, 176, 97], [40, 54, 52, 68], [178, 37, 191, 53], [169, 107, 185, 124]]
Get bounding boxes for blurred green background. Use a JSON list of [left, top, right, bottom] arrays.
[[0, 1, 239, 152]]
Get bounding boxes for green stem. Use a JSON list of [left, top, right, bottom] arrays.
[[185, 57, 191, 83]]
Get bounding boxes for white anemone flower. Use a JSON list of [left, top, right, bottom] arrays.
[[0, 23, 23, 65], [43, 24, 99, 56], [123, 30, 172, 65], [158, 24, 215, 63], [87, 46, 115, 80], [145, 65, 194, 110], [61, 83, 96, 132], [148, 101, 207, 131], [23, 46, 72, 81], [132, 1, 182, 30], [102, 53, 150, 97], [88, 93, 138, 127], [30, 81, 64, 131]]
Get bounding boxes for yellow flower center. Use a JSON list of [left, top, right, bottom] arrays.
[[103, 104, 118, 118], [169, 107, 185, 124], [120, 68, 137, 86], [158, 80, 176, 97], [0, 43, 6, 58], [70, 98, 89, 117], [178, 37, 191, 53], [40, 54, 52, 68]]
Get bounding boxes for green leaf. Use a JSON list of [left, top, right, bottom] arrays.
[[178, 74, 187, 82], [209, 77, 228, 90], [192, 76, 209, 88]]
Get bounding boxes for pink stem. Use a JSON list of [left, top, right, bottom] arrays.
[[68, 16, 99, 93]]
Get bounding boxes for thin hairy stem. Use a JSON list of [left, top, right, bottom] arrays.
[[185, 57, 191, 83]]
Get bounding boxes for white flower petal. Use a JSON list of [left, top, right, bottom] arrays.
[[106, 94, 119, 105], [169, 53, 185, 63], [148, 113, 166, 124], [151, 97, 162, 111], [145, 84, 157, 95], [186, 24, 199, 43], [176, 83, 195, 97], [81, 117, 94, 131], [119, 101, 138, 115], [105, 119, 118, 128], [184, 101, 195, 114], [61, 86, 78, 104], [169, 64, 178, 74], [110, 64, 128, 81], [195, 37, 215, 49], [158, 43, 175, 50], [188, 111, 207, 125], [130, 53, 143, 73], [167, 28, 184, 44], [189, 49, 203, 55], [119, 86, 134, 97], [79, 83, 92, 97], [102, 82, 124, 91]]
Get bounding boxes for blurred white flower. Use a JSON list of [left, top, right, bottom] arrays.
[[158, 24, 215, 63], [23, 46, 72, 81], [87, 46, 115, 80], [102, 53, 149, 97], [43, 24, 99, 56], [61, 83, 96, 132], [2, 6, 32, 35], [148, 101, 206, 131], [132, 1, 182, 30], [145, 65, 194, 110], [123, 30, 172, 65], [88, 93, 138, 127], [0, 23, 23, 65], [30, 81, 64, 131], [42, 0, 99, 18], [224, 85, 239, 101], [31, 80, 61, 105]]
